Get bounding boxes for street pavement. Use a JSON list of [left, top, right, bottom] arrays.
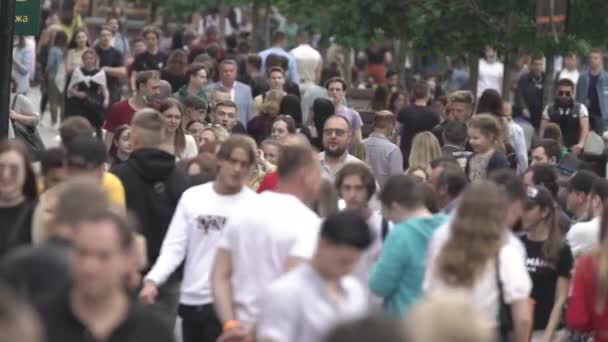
[[28, 86, 61, 148]]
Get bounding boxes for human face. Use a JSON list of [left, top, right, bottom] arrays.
[[140, 78, 161, 101], [0, 151, 26, 200], [564, 54, 578, 70], [566, 190, 586, 216], [268, 71, 285, 90], [116, 129, 132, 155], [144, 32, 159, 51], [523, 171, 534, 188], [44, 167, 68, 190], [323, 117, 351, 158], [505, 200, 523, 230], [212, 91, 231, 107], [261, 143, 280, 165], [590, 52, 603, 70], [387, 74, 398, 88], [187, 122, 206, 146], [522, 204, 544, 230], [327, 81, 345, 105], [531, 146, 552, 165], [190, 69, 208, 89], [221, 63, 237, 86], [339, 174, 369, 212], [200, 129, 217, 148], [71, 220, 129, 299], [133, 41, 146, 55], [75, 31, 88, 49], [271, 120, 290, 143], [82, 52, 97, 70], [467, 127, 493, 154], [451, 102, 472, 122], [107, 19, 119, 33], [530, 59, 544, 76], [162, 106, 181, 134], [99, 29, 113, 47], [484, 46, 497, 60], [557, 85, 573, 106], [213, 105, 238, 130], [393, 94, 405, 112], [217, 147, 252, 192], [317, 241, 363, 280]]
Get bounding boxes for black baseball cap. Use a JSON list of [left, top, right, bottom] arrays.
[[524, 186, 554, 210], [65, 135, 107, 170]]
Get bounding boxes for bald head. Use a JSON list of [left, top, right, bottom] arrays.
[[158, 80, 173, 101]]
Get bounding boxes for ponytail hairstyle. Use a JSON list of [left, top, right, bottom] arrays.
[[524, 186, 563, 267]]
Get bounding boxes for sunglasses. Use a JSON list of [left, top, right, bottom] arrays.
[[558, 91, 572, 97], [323, 128, 347, 137]]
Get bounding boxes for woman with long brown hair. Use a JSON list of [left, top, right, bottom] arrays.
[[424, 181, 532, 341], [567, 200, 608, 342], [158, 98, 198, 160]]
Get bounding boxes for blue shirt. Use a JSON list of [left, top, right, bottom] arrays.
[[258, 47, 300, 84], [369, 214, 447, 316]]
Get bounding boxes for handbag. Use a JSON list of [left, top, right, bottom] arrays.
[[583, 131, 605, 156], [496, 254, 513, 337], [10, 96, 45, 160]]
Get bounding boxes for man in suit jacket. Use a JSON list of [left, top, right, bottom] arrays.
[[205, 59, 253, 125]]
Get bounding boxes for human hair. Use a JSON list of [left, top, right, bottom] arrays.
[[185, 152, 218, 181], [404, 292, 495, 342], [476, 89, 504, 117], [158, 98, 187, 156], [279, 95, 303, 125], [182, 95, 207, 112], [468, 114, 503, 151], [54, 177, 110, 227], [320, 210, 373, 250], [348, 141, 367, 161], [81, 48, 99, 65], [131, 109, 164, 147], [68, 28, 89, 49], [335, 163, 376, 201], [373, 110, 395, 130], [325, 77, 347, 91], [165, 49, 188, 74], [272, 30, 287, 44], [266, 54, 289, 71], [527, 186, 563, 267], [408, 132, 441, 171], [108, 125, 130, 159], [185, 63, 208, 81], [388, 92, 408, 113], [216, 134, 257, 166], [0, 140, 38, 201], [557, 78, 575, 89], [98, 25, 112, 35], [52, 30, 68, 49], [274, 115, 297, 134], [324, 314, 404, 342], [527, 163, 559, 198], [436, 163, 468, 199], [592, 178, 608, 203], [370, 86, 390, 111], [313, 98, 335, 133], [435, 181, 507, 287], [412, 81, 430, 100], [213, 99, 239, 115], [590, 47, 603, 56], [533, 139, 561, 164], [246, 53, 262, 70], [0, 285, 42, 342], [220, 59, 239, 71], [59, 116, 95, 145], [77, 209, 135, 251], [277, 144, 317, 180], [141, 26, 161, 40], [568, 170, 598, 195], [266, 66, 285, 78], [135, 70, 160, 91], [489, 169, 526, 202], [541, 123, 564, 147], [261, 89, 284, 116], [448, 90, 475, 107], [443, 120, 468, 146], [40, 147, 65, 175], [380, 175, 427, 210]]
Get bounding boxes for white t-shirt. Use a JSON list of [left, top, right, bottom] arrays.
[[182, 134, 199, 160], [351, 211, 385, 303], [218, 191, 322, 323], [290, 44, 323, 83], [477, 58, 504, 97], [567, 216, 600, 258], [424, 222, 531, 327], [145, 182, 256, 305], [559, 69, 580, 90]]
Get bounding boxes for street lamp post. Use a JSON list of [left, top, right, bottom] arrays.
[[0, 0, 17, 139]]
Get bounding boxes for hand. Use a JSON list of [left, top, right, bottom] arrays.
[[217, 327, 254, 342], [72, 90, 87, 99], [9, 111, 17, 120], [138, 281, 158, 304], [571, 144, 583, 155]]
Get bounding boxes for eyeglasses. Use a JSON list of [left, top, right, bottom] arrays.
[[558, 91, 572, 97], [323, 128, 347, 137]]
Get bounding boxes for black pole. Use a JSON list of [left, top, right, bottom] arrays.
[[0, 0, 16, 139]]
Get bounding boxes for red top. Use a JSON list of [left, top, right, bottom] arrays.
[[103, 100, 137, 133], [566, 254, 608, 341], [257, 171, 278, 193]]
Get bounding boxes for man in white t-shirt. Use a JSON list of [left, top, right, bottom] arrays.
[[211, 142, 323, 336], [334, 163, 385, 296], [558, 52, 580, 91], [477, 45, 504, 97], [138, 135, 258, 342], [567, 178, 608, 258]]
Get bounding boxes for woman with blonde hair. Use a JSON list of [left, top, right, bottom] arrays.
[[407, 131, 441, 174], [247, 89, 285, 144], [424, 181, 532, 341]]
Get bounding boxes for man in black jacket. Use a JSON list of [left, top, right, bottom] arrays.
[[111, 108, 189, 327], [516, 55, 545, 131]]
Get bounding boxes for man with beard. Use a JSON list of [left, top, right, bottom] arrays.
[[541, 78, 590, 155], [320, 115, 365, 182]]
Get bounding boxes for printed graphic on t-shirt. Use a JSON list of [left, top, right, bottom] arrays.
[[196, 215, 227, 234], [525, 257, 548, 273]]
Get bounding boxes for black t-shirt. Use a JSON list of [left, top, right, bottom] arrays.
[[132, 51, 168, 72], [520, 235, 573, 330], [160, 69, 187, 93], [95, 46, 124, 105], [0, 199, 35, 258], [588, 74, 601, 117], [397, 104, 441, 168], [40, 293, 175, 342]]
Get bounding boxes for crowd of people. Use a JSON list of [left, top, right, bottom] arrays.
[[4, 2, 608, 342]]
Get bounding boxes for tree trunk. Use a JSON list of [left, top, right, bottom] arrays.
[[251, 0, 259, 51], [344, 47, 353, 86], [217, 0, 226, 46], [502, 51, 513, 101], [544, 52, 556, 106], [262, 1, 271, 49], [468, 54, 479, 100]]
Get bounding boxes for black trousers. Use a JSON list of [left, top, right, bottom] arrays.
[[179, 304, 222, 342]]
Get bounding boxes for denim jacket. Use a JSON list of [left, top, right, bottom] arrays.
[[576, 70, 608, 119]]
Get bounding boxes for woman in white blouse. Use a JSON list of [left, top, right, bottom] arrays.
[[158, 98, 198, 160], [424, 181, 532, 342]]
